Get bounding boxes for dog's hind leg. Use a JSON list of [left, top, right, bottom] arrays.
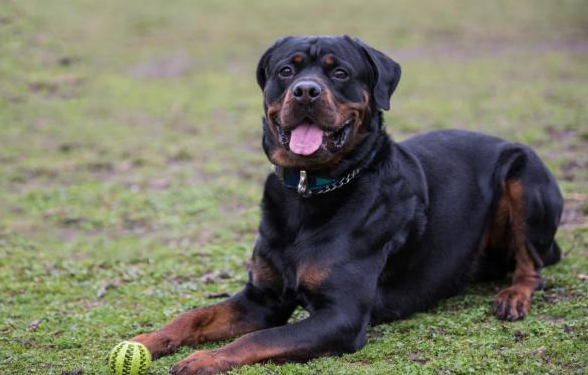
[[492, 180, 544, 321]]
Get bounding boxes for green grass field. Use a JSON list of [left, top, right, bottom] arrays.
[[1, 0, 587, 374]]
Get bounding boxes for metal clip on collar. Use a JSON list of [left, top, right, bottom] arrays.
[[297, 170, 311, 197]]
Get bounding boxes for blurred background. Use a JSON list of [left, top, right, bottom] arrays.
[[1, 0, 587, 374]]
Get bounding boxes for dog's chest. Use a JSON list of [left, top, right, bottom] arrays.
[[250, 252, 331, 308]]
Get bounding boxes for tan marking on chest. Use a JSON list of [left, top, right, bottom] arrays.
[[296, 262, 330, 290], [251, 257, 283, 290]]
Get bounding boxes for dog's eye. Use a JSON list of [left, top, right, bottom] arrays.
[[332, 68, 349, 80], [278, 66, 294, 78]]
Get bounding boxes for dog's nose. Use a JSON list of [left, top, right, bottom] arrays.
[[292, 81, 322, 104]]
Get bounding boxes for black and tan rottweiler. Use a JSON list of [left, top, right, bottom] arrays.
[[131, 36, 563, 374]]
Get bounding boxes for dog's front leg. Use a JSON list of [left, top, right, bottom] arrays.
[[168, 297, 370, 374], [131, 287, 295, 359]]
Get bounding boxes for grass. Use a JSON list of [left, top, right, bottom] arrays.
[[0, 0, 587, 374]]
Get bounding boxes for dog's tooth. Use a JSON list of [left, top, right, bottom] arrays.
[[325, 131, 333, 136]]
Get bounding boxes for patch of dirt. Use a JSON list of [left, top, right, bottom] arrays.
[[129, 53, 193, 79], [561, 193, 588, 229], [146, 177, 170, 190], [199, 269, 232, 284], [560, 160, 584, 181], [513, 329, 526, 343], [366, 329, 384, 339], [539, 315, 565, 324], [541, 286, 585, 304], [28, 75, 84, 99], [531, 345, 547, 356], [166, 148, 194, 164], [545, 127, 579, 142], [27, 319, 42, 331], [408, 352, 430, 364], [96, 280, 121, 299]]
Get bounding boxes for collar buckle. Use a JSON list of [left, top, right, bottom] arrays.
[[297, 170, 311, 197]]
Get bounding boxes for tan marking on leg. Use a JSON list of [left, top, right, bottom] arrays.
[[170, 331, 315, 374], [132, 300, 261, 358], [488, 183, 511, 248], [493, 180, 543, 321]]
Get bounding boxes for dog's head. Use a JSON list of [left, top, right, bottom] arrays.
[[257, 36, 401, 170]]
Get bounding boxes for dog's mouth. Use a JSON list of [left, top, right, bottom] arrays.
[[273, 116, 354, 156]]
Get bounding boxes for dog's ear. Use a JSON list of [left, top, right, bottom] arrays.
[[350, 37, 401, 111], [256, 37, 291, 90]]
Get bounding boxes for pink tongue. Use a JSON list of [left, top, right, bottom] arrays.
[[289, 122, 324, 155]]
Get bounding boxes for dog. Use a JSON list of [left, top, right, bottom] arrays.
[[131, 36, 563, 374]]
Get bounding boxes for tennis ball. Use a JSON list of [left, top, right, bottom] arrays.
[[108, 341, 152, 375]]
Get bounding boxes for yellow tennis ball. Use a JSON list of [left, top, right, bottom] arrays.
[[108, 341, 152, 375]]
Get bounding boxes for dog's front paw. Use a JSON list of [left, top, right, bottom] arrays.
[[169, 350, 235, 375], [131, 332, 182, 359], [493, 287, 531, 321]]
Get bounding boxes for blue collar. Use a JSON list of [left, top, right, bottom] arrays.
[[273, 150, 377, 197]]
